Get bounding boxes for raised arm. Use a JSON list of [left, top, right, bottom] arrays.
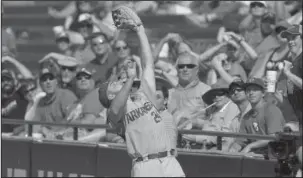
[[136, 25, 158, 105], [225, 32, 258, 60], [2, 56, 34, 79]]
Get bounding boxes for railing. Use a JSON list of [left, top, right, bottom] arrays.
[[4, 118, 299, 151]]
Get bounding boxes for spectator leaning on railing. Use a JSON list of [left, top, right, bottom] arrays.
[[226, 80, 252, 152], [25, 65, 78, 139], [60, 67, 107, 142], [237, 78, 285, 154]]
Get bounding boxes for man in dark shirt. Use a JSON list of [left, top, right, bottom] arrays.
[[281, 25, 302, 125], [239, 78, 285, 154], [85, 32, 119, 86], [1, 69, 28, 133]]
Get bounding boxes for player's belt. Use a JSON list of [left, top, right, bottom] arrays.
[[135, 149, 175, 162]]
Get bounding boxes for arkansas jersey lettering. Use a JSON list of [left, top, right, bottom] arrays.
[[125, 102, 162, 124]]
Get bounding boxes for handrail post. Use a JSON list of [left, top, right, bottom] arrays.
[[217, 136, 222, 150], [28, 124, 33, 137], [73, 127, 78, 140]]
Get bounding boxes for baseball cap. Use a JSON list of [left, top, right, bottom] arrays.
[[250, 1, 267, 8], [78, 13, 91, 23], [202, 83, 229, 105], [57, 56, 78, 67], [87, 32, 109, 42], [39, 66, 57, 78], [275, 21, 291, 33], [281, 24, 302, 38], [155, 76, 173, 90], [229, 80, 245, 91], [2, 69, 14, 80], [56, 32, 69, 42], [76, 66, 96, 77], [244, 77, 265, 90]]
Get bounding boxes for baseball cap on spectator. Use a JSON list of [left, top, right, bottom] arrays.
[[57, 56, 78, 67], [243, 77, 265, 90], [77, 13, 92, 26], [155, 76, 173, 90], [281, 24, 302, 38], [275, 21, 291, 34], [76, 67, 96, 78], [56, 32, 70, 43], [39, 65, 57, 77], [202, 83, 229, 105], [2, 69, 15, 80], [250, 1, 267, 8], [229, 80, 245, 90], [87, 31, 109, 42]]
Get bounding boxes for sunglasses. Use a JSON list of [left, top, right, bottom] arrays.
[[250, 2, 265, 8], [177, 64, 197, 69], [61, 66, 76, 72], [40, 74, 55, 82], [25, 86, 36, 94], [214, 91, 227, 97], [229, 88, 244, 95], [76, 74, 91, 80], [56, 38, 70, 44], [2, 76, 13, 82], [115, 46, 128, 51]]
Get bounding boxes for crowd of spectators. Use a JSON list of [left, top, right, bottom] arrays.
[[1, 1, 302, 155]]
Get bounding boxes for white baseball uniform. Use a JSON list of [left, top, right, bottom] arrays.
[[124, 88, 185, 177]]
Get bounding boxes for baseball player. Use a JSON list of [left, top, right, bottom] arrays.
[[99, 7, 185, 177]]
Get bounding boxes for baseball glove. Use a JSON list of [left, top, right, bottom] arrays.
[[112, 5, 142, 31]]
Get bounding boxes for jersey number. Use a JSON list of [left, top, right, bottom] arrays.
[[151, 111, 162, 123]]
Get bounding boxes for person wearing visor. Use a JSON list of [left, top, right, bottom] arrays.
[[280, 24, 302, 125], [181, 83, 239, 150], [238, 78, 285, 154], [25, 66, 77, 139]]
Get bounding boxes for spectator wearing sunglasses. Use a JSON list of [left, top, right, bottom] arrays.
[[167, 53, 211, 129], [57, 56, 79, 94], [238, 78, 285, 154], [239, 1, 268, 50], [225, 80, 252, 152], [86, 32, 119, 86], [61, 67, 107, 142], [26, 66, 78, 139]]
